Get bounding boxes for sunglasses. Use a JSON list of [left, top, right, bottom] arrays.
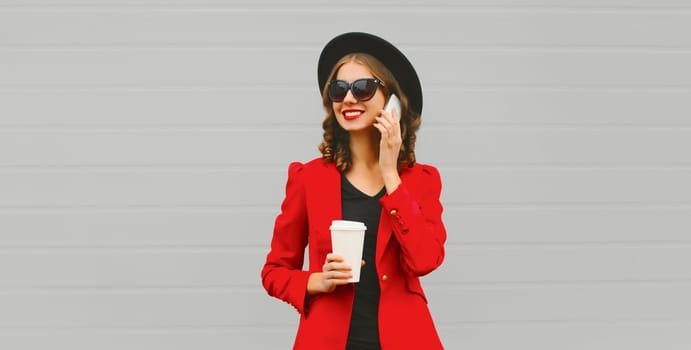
[[328, 78, 385, 102]]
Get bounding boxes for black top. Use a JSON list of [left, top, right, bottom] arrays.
[[341, 173, 385, 350]]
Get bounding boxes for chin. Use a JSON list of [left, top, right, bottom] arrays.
[[339, 122, 371, 133], [338, 117, 374, 131]]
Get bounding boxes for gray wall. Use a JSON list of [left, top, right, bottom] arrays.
[[2, 1, 691, 349]]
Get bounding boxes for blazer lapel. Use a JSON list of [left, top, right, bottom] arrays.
[[375, 209, 392, 266], [309, 161, 342, 233], [376, 168, 410, 265]]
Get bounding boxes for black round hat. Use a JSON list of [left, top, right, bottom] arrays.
[[317, 32, 423, 115]]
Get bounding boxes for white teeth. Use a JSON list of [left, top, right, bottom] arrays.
[[344, 111, 361, 117]]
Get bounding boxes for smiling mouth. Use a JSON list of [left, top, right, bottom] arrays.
[[343, 110, 363, 121]]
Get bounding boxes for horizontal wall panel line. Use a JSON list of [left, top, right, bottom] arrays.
[[4, 240, 691, 250], [1, 203, 691, 212], [0, 325, 296, 332], [3, 240, 691, 250], [0, 246, 268, 253], [3, 163, 691, 170], [2, 202, 691, 211], [444, 203, 691, 209], [2, 82, 690, 91], [2, 4, 691, 12], [0, 86, 317, 92], [444, 201, 691, 207], [3, 44, 691, 52], [0, 206, 275, 213], [4, 164, 691, 172], [428, 85, 691, 92], [4, 122, 691, 129], [425, 280, 691, 289], [4, 321, 688, 331], [2, 322, 690, 332], [2, 83, 691, 89], [428, 123, 691, 129], [4, 123, 691, 130], [439, 163, 691, 168], [3, 281, 691, 294], [0, 45, 319, 51], [438, 320, 691, 327], [0, 166, 287, 173], [447, 241, 691, 248], [0, 286, 257, 294], [0, 204, 277, 210], [0, 125, 321, 132]]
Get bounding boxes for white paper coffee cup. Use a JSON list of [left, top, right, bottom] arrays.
[[329, 220, 367, 283]]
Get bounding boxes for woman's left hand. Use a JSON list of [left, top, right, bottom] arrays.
[[374, 108, 403, 192]]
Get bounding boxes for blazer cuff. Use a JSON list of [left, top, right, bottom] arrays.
[[288, 271, 311, 315], [379, 182, 421, 234]]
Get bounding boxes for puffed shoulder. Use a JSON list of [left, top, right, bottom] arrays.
[[401, 163, 443, 194], [288, 161, 305, 174], [288, 157, 335, 176], [403, 163, 441, 179], [419, 163, 440, 176], [285, 158, 329, 184]]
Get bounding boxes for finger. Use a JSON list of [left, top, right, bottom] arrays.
[[378, 111, 393, 127], [327, 270, 353, 280], [333, 280, 351, 286], [325, 261, 351, 272], [373, 122, 386, 134], [378, 111, 393, 124], [373, 124, 391, 140], [327, 277, 352, 288], [380, 108, 399, 123], [375, 120, 398, 140], [375, 117, 393, 132], [385, 112, 400, 130], [323, 256, 352, 270], [326, 253, 344, 263], [377, 117, 393, 129], [375, 127, 391, 143], [378, 115, 399, 136]]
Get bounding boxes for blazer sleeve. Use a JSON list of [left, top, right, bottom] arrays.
[[260, 162, 311, 315], [379, 164, 447, 276]]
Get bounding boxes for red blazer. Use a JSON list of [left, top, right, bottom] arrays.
[[261, 157, 446, 349]]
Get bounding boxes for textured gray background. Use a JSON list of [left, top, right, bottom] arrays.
[[1, 0, 691, 349]]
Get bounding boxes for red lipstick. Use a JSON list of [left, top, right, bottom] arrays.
[[342, 109, 364, 121]]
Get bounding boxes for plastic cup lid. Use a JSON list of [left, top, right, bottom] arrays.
[[330, 220, 367, 231]]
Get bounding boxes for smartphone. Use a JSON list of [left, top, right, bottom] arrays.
[[384, 94, 401, 120]]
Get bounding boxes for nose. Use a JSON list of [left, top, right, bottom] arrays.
[[342, 88, 358, 104]]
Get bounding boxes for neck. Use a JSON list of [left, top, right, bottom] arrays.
[[348, 129, 379, 170]]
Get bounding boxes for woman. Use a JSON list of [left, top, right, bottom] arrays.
[[261, 32, 446, 350]]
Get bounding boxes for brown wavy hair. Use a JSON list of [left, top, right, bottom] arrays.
[[318, 53, 421, 172]]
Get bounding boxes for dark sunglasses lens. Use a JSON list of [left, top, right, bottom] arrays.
[[352, 79, 377, 100], [328, 81, 349, 102]]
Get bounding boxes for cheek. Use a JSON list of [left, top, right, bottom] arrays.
[[332, 102, 344, 117], [366, 98, 386, 112], [371, 92, 387, 109]]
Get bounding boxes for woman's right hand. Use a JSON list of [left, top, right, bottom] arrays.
[[307, 253, 352, 295]]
